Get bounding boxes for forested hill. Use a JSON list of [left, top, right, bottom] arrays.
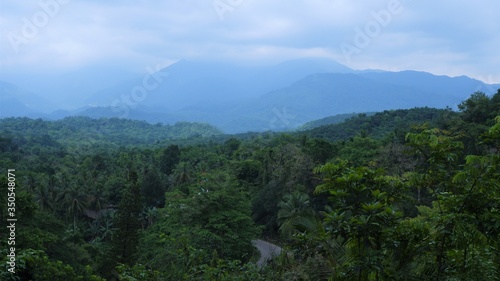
[[0, 91, 499, 280], [0, 116, 222, 147], [302, 107, 454, 141], [297, 112, 372, 130]]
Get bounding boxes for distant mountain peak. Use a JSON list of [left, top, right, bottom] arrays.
[[2, 60, 497, 134]]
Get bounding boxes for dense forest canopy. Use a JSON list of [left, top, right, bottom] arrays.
[[301, 107, 452, 142], [0, 116, 222, 148], [0, 90, 499, 280]]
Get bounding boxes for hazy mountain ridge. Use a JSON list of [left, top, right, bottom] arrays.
[[1, 58, 498, 133], [221, 71, 487, 132], [0, 81, 56, 116], [84, 58, 355, 110], [358, 71, 490, 101]]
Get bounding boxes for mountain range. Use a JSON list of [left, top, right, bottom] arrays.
[[1, 58, 498, 133]]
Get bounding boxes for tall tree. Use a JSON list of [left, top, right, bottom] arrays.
[[141, 168, 165, 207], [159, 144, 181, 176], [458, 91, 496, 124], [172, 161, 193, 189], [277, 191, 316, 238], [314, 160, 406, 280], [112, 171, 142, 266], [63, 185, 88, 234]]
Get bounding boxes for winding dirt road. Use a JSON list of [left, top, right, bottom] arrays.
[[252, 239, 282, 267]]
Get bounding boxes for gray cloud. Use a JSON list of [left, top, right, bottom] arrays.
[[1, 0, 498, 82]]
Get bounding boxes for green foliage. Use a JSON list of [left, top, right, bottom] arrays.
[[171, 172, 258, 260], [141, 167, 166, 207], [1, 91, 499, 280], [304, 107, 451, 142], [302, 137, 336, 164], [223, 138, 242, 157], [298, 112, 371, 130], [252, 142, 315, 235], [338, 136, 380, 166], [401, 120, 500, 280], [158, 144, 180, 175], [190, 258, 265, 281], [277, 191, 316, 238], [458, 91, 500, 124], [112, 171, 143, 266], [138, 171, 259, 276], [234, 159, 262, 185], [116, 263, 167, 281], [0, 249, 104, 281], [314, 160, 405, 280], [0, 116, 222, 149]]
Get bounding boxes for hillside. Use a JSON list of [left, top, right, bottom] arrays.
[[301, 107, 453, 142], [297, 112, 375, 130], [0, 116, 222, 148], [1, 91, 499, 280]]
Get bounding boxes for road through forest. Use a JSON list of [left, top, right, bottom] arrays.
[[252, 239, 282, 267]]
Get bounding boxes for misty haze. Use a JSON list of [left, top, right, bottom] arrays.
[[1, 1, 499, 280]]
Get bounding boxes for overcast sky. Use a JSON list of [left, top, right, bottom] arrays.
[[1, 0, 499, 83]]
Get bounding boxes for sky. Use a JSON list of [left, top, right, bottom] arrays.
[[1, 0, 499, 84]]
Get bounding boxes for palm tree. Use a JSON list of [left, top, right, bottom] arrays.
[[63, 185, 88, 233], [277, 191, 316, 237], [141, 206, 158, 229], [172, 162, 192, 186], [99, 211, 116, 242], [33, 185, 56, 212], [25, 172, 37, 192], [278, 196, 348, 277], [87, 187, 107, 215], [86, 220, 101, 242], [196, 161, 209, 174]]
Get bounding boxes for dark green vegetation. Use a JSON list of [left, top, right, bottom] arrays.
[[302, 107, 453, 142], [297, 112, 373, 130], [0, 117, 222, 148], [0, 90, 499, 280]]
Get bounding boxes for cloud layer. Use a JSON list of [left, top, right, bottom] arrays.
[[1, 0, 499, 82]]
